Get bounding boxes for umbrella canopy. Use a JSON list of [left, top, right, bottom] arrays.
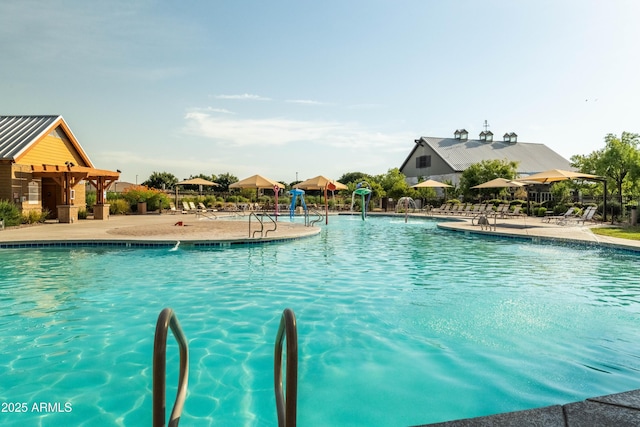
[[412, 179, 452, 188], [472, 177, 525, 189], [516, 169, 599, 184], [229, 174, 285, 189], [294, 175, 348, 191], [177, 178, 219, 186]]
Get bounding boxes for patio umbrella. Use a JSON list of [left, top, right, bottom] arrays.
[[294, 175, 348, 191], [229, 175, 286, 217], [471, 177, 524, 189], [175, 177, 219, 204], [411, 179, 452, 188], [229, 174, 285, 190], [516, 169, 599, 184], [516, 169, 603, 220], [294, 175, 347, 224]]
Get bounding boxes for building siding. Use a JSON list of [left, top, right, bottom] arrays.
[[18, 128, 88, 167]]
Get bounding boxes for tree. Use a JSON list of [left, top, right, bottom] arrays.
[[214, 172, 239, 193], [142, 171, 178, 190], [373, 168, 412, 201], [458, 159, 519, 201], [571, 132, 640, 209]]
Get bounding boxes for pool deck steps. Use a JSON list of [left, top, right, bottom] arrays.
[[413, 389, 640, 427]]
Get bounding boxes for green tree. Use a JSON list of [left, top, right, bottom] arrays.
[[571, 132, 640, 209], [143, 171, 178, 190], [214, 172, 238, 193], [458, 159, 519, 201], [373, 168, 412, 201]]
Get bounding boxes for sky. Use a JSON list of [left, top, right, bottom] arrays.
[[1, 1, 639, 185]]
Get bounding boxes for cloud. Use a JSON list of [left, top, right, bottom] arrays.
[[214, 93, 271, 101], [182, 110, 413, 151], [285, 99, 328, 106]]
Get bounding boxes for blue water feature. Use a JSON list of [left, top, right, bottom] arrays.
[[288, 188, 307, 218]]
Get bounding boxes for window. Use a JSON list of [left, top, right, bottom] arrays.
[[28, 181, 40, 205], [416, 155, 431, 169]]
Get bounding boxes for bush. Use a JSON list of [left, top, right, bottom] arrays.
[[121, 185, 170, 211], [78, 209, 88, 220], [109, 199, 130, 215], [21, 209, 48, 224], [0, 200, 22, 226], [535, 207, 547, 217]]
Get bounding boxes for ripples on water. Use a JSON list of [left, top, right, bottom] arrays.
[[1, 216, 639, 426]]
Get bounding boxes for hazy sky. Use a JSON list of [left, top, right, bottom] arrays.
[[1, 1, 638, 184]]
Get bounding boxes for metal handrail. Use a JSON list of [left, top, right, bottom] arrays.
[[274, 308, 298, 427], [309, 209, 324, 227], [249, 212, 265, 238], [261, 212, 277, 237], [153, 308, 189, 427]]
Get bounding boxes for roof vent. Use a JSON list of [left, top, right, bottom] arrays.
[[454, 129, 468, 140], [479, 131, 493, 142], [503, 132, 518, 143]]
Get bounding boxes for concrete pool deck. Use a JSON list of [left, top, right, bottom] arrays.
[[1, 211, 639, 425], [0, 212, 320, 247]]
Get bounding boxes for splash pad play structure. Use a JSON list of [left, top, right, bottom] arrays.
[[351, 182, 372, 220], [396, 197, 417, 223], [288, 188, 307, 218]]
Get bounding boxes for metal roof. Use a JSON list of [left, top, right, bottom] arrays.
[[0, 115, 62, 160], [420, 136, 572, 175]]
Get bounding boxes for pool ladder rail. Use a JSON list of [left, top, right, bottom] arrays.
[[249, 212, 278, 238], [152, 307, 298, 427]]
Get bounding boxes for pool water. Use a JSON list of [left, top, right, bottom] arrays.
[[1, 216, 640, 426]]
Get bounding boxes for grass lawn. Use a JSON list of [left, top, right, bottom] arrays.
[[592, 226, 640, 241]]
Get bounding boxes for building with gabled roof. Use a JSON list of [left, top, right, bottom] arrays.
[[400, 129, 572, 185], [0, 115, 119, 222]]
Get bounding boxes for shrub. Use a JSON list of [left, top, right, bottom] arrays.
[[21, 209, 47, 224], [121, 185, 169, 211], [0, 200, 22, 226], [78, 209, 88, 220], [109, 199, 130, 215]]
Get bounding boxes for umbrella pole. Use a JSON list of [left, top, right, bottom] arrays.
[[324, 187, 329, 225]]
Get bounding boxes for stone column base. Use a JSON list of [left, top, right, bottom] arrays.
[[94, 204, 110, 220], [57, 205, 79, 224]]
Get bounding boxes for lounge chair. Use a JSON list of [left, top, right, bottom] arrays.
[[542, 207, 575, 223], [166, 202, 183, 214], [189, 202, 198, 212], [197, 202, 213, 212], [560, 206, 596, 225], [431, 204, 449, 214], [182, 201, 195, 213], [506, 205, 524, 218]]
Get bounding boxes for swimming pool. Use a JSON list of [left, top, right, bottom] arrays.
[[1, 215, 639, 426]]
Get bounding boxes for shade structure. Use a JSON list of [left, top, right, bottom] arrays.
[[294, 175, 348, 191], [177, 178, 219, 187], [229, 174, 285, 189], [516, 169, 599, 184], [472, 178, 525, 189], [412, 179, 452, 188]]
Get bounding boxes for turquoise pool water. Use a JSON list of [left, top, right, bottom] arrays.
[[1, 216, 639, 426]]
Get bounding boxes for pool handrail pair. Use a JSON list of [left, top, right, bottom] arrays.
[[152, 307, 298, 427]]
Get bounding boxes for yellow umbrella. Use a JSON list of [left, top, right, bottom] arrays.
[[294, 175, 348, 191], [177, 178, 219, 186], [516, 169, 599, 184], [230, 175, 286, 216], [471, 178, 524, 189], [294, 175, 347, 224], [412, 179, 452, 188], [229, 174, 285, 189]]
